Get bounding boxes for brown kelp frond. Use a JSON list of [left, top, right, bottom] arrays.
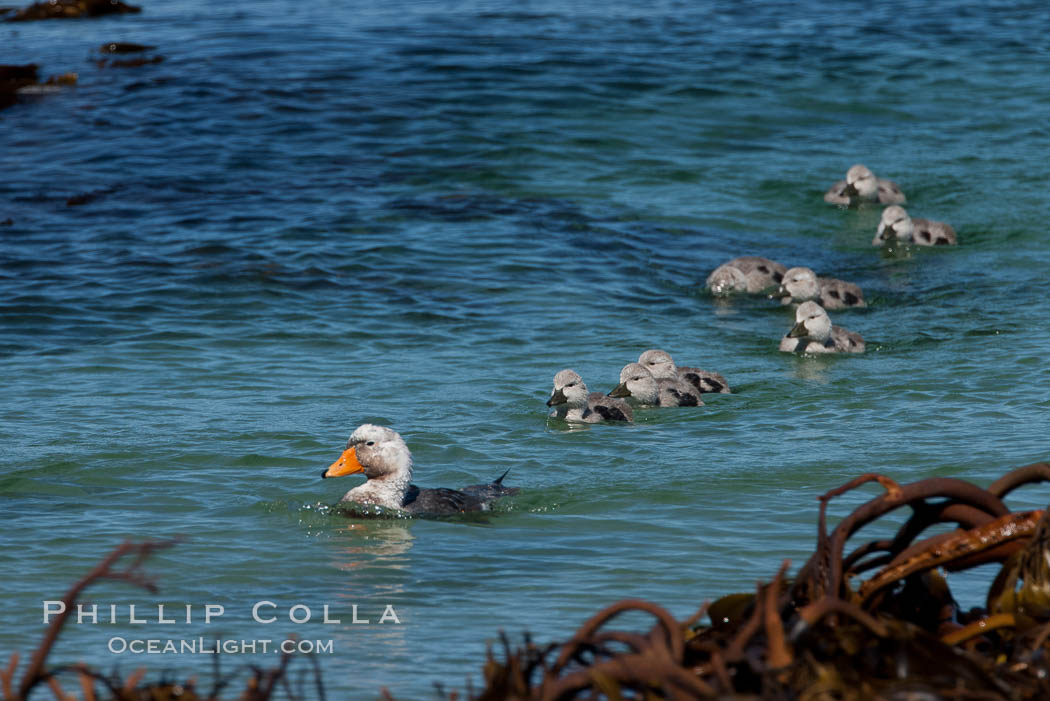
[[988, 462, 1050, 500], [15, 539, 180, 701], [3, 540, 325, 701], [990, 507, 1050, 620], [461, 461, 1050, 700], [794, 475, 1010, 605], [859, 510, 1043, 605]]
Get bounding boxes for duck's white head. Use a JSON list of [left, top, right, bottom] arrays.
[[787, 301, 833, 343], [845, 164, 878, 199], [323, 424, 413, 482], [875, 205, 913, 245], [638, 349, 677, 380], [706, 264, 748, 295], [547, 369, 589, 410], [778, 267, 819, 304], [609, 362, 659, 405]]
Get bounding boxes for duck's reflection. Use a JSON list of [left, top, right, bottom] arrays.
[[786, 354, 834, 383], [328, 519, 415, 573], [326, 520, 413, 665], [546, 417, 594, 433]]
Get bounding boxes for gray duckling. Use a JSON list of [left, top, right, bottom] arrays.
[[775, 266, 866, 310], [825, 164, 906, 207], [637, 348, 730, 394], [779, 301, 865, 354], [874, 205, 957, 247], [547, 369, 633, 423], [609, 363, 702, 408], [706, 256, 788, 295]]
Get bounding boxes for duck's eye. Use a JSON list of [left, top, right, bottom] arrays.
[[366, 441, 375, 446]]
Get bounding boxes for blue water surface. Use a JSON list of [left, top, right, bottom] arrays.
[[3, 0, 1050, 696]]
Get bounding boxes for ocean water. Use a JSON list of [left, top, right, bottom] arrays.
[[3, 0, 1050, 696]]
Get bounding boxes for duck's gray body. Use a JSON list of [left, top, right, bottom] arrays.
[[404, 471, 519, 514], [677, 366, 731, 394], [706, 256, 787, 295]]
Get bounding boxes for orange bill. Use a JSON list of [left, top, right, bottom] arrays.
[[323, 446, 365, 478]]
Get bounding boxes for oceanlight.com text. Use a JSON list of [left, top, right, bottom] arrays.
[[107, 637, 334, 655]]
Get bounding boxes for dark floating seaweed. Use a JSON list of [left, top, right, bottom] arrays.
[[454, 461, 1050, 699], [96, 55, 164, 68], [98, 42, 155, 54], [94, 42, 165, 69], [1, 64, 76, 110], [4, 0, 140, 21], [65, 184, 122, 207], [0, 64, 38, 109]]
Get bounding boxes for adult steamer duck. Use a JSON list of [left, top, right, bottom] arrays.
[[322, 424, 517, 515]]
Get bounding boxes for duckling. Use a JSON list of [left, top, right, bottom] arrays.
[[705, 256, 788, 295], [638, 348, 730, 394], [547, 369, 633, 423], [609, 363, 702, 407], [779, 301, 865, 354], [825, 164, 906, 206], [874, 205, 957, 247], [705, 263, 749, 295], [775, 266, 866, 310]]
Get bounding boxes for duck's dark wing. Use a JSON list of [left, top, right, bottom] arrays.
[[591, 402, 633, 422], [831, 325, 866, 353], [402, 485, 485, 514], [678, 366, 731, 394], [911, 218, 957, 246], [657, 380, 703, 407], [673, 388, 702, 406], [587, 392, 634, 421], [876, 178, 906, 204], [461, 470, 521, 501], [818, 278, 865, 309]]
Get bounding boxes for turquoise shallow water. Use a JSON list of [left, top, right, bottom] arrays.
[[3, 0, 1050, 696]]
